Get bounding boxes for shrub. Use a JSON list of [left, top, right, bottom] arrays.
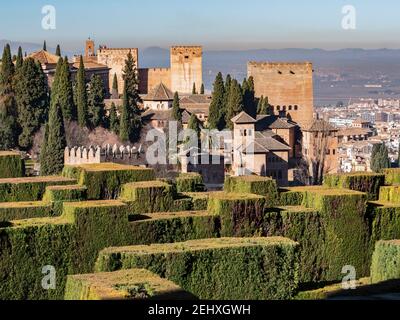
[[42, 184, 87, 215], [0, 176, 76, 202], [183, 192, 210, 210], [323, 172, 385, 200], [175, 173, 204, 192], [224, 175, 279, 206], [120, 181, 175, 213], [371, 240, 400, 283], [0, 151, 25, 178], [383, 168, 400, 186], [62, 163, 155, 200], [129, 211, 219, 244], [95, 237, 299, 300], [279, 188, 304, 206], [0, 201, 52, 221], [379, 186, 400, 203], [64, 269, 195, 300], [207, 192, 266, 237], [368, 202, 400, 244]]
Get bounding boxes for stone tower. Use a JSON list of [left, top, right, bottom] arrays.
[[170, 46, 202, 94], [85, 38, 96, 59], [248, 62, 314, 126]]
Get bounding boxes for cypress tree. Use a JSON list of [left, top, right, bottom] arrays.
[[87, 74, 105, 128], [0, 44, 18, 149], [371, 143, 391, 172], [119, 81, 130, 142], [242, 76, 256, 117], [39, 122, 49, 174], [109, 102, 119, 134], [200, 83, 204, 94], [192, 82, 197, 94], [76, 56, 88, 127], [41, 101, 66, 175], [43, 40, 47, 51], [55, 44, 61, 56], [187, 113, 201, 147], [15, 58, 49, 149], [171, 91, 181, 122], [56, 57, 75, 121], [122, 51, 142, 141], [226, 79, 244, 129], [398, 142, 400, 168], [111, 73, 119, 99], [208, 72, 225, 130], [16, 46, 23, 70], [257, 95, 270, 115]]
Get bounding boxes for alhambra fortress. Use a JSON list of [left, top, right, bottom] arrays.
[[3, 40, 400, 301], [29, 39, 337, 187]]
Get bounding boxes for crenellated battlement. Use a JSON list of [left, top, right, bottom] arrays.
[[64, 144, 143, 165]]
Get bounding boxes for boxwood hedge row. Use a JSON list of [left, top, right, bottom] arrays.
[[95, 237, 299, 300], [0, 151, 25, 178], [370, 240, 400, 283]]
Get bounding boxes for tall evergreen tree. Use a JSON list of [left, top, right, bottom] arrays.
[[200, 83, 204, 94], [87, 74, 105, 128], [371, 143, 391, 172], [208, 72, 225, 130], [55, 44, 61, 56], [16, 46, 23, 70], [56, 57, 75, 121], [398, 142, 400, 168], [242, 76, 256, 117], [15, 58, 49, 149], [109, 102, 119, 134], [257, 95, 270, 115], [171, 91, 182, 122], [192, 82, 197, 94], [187, 113, 201, 143], [40, 102, 66, 175], [39, 122, 49, 174], [111, 73, 119, 99], [43, 40, 47, 51], [119, 81, 130, 142], [0, 44, 18, 149], [76, 56, 88, 127], [122, 51, 142, 141], [225, 79, 244, 129]]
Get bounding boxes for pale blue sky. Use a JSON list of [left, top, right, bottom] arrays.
[[1, 0, 399, 50]]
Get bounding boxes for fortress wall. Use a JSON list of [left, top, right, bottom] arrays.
[[97, 48, 139, 95], [138, 68, 171, 94], [248, 62, 314, 125], [170, 46, 202, 94]]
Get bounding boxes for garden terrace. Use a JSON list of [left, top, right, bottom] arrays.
[[129, 210, 219, 244], [0, 176, 76, 202], [62, 163, 155, 200], [95, 237, 299, 300], [64, 269, 195, 300]]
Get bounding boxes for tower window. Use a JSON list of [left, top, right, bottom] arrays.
[[185, 55, 189, 59]]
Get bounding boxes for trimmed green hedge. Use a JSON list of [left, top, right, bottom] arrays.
[[368, 202, 400, 244], [0, 200, 136, 299], [62, 163, 155, 200], [279, 188, 304, 206], [129, 211, 219, 244], [120, 181, 175, 213], [0, 176, 76, 202], [183, 192, 210, 210], [224, 175, 279, 206], [323, 172, 385, 200], [65, 268, 195, 300], [379, 186, 400, 203], [0, 151, 25, 178], [371, 240, 400, 283], [43, 185, 87, 215], [95, 237, 299, 300], [383, 168, 400, 186], [208, 192, 266, 237], [0, 201, 52, 221], [175, 173, 205, 193]]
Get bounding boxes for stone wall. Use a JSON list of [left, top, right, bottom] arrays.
[[138, 68, 171, 94], [97, 48, 139, 95], [248, 62, 314, 126], [170, 46, 202, 94]]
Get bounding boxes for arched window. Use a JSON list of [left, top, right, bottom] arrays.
[[288, 105, 292, 110], [294, 105, 298, 110]]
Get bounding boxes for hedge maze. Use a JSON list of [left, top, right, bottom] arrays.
[[2, 155, 400, 300]]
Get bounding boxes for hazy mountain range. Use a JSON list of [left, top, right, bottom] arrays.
[[4, 40, 400, 105]]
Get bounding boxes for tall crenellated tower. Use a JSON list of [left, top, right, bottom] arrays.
[[170, 46, 202, 94], [85, 38, 96, 59]]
